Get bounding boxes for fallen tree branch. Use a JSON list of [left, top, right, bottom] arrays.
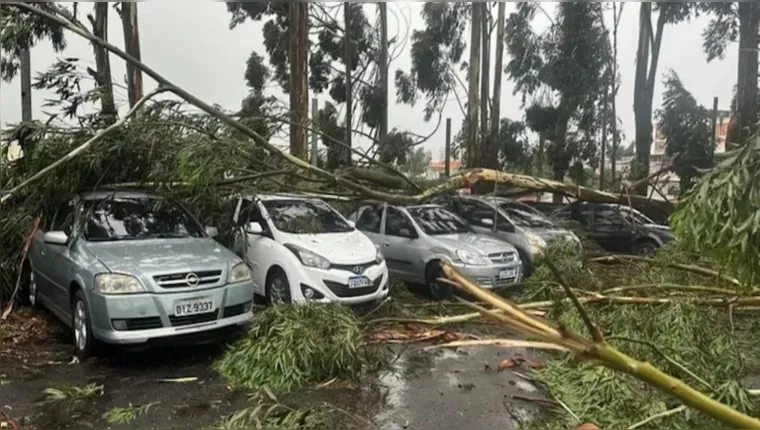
[[424, 339, 569, 352], [600, 283, 739, 297], [440, 262, 760, 429], [588, 255, 742, 287], [0, 87, 168, 204]]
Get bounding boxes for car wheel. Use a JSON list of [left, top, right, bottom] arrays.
[[266, 268, 292, 306], [426, 262, 453, 301], [517, 249, 533, 278], [71, 290, 96, 359], [632, 240, 658, 257], [18, 263, 38, 308]]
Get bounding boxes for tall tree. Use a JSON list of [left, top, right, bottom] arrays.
[[0, 2, 67, 81], [506, 2, 609, 203], [632, 3, 695, 195], [378, 2, 389, 151], [701, 2, 760, 148], [394, 3, 470, 120], [226, 2, 377, 161], [87, 3, 116, 123], [466, 2, 482, 168], [487, 2, 506, 171], [289, 1, 309, 159], [657, 71, 714, 194], [120, 2, 144, 107]]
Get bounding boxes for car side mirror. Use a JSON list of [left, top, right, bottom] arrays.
[[347, 220, 356, 228], [44, 231, 68, 245], [246, 222, 263, 234], [205, 226, 219, 238], [480, 218, 494, 227], [499, 223, 516, 233]]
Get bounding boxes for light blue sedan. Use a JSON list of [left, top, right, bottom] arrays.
[[22, 191, 254, 358]]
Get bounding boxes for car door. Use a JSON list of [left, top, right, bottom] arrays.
[[42, 199, 79, 316], [588, 205, 634, 252], [456, 198, 513, 236], [233, 197, 273, 295], [381, 206, 419, 281]]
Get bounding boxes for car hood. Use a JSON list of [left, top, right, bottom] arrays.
[[431, 232, 516, 255], [279, 230, 377, 264], [523, 226, 580, 243], [84, 238, 239, 275]]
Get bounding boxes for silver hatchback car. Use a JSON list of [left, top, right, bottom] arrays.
[[349, 204, 523, 300], [22, 191, 254, 358]]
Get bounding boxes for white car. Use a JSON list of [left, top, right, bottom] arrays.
[[227, 194, 390, 305]]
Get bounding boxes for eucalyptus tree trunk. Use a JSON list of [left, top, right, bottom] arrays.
[[730, 2, 759, 148], [487, 2, 505, 171], [120, 2, 143, 107], [289, 1, 309, 160], [89, 3, 117, 124], [466, 2, 482, 168], [343, 2, 353, 165], [378, 2, 389, 152]]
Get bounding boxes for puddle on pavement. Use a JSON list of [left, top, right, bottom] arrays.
[[366, 345, 547, 430]]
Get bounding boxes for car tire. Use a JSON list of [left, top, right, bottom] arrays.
[[426, 262, 453, 301], [266, 268, 292, 306], [18, 262, 38, 308], [517, 249, 533, 278], [71, 290, 97, 360], [632, 240, 658, 257]]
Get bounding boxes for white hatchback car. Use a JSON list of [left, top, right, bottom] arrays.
[[227, 194, 390, 305]]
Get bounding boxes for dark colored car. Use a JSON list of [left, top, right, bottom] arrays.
[[550, 202, 675, 256]]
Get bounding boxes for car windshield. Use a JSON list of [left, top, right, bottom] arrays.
[[83, 197, 205, 241], [262, 199, 353, 234], [497, 202, 556, 229], [407, 206, 472, 236], [619, 206, 654, 225]]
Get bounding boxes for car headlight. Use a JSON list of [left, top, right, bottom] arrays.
[[375, 244, 385, 264], [455, 250, 491, 266], [94, 273, 145, 294], [285, 244, 331, 270], [526, 232, 547, 250], [229, 262, 251, 283]]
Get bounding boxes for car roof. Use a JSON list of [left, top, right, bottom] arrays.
[[78, 190, 161, 201], [405, 203, 444, 210]]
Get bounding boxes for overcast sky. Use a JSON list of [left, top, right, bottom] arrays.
[[0, 2, 738, 160]]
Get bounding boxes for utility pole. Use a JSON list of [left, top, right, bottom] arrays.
[[378, 2, 389, 152], [311, 98, 319, 166], [120, 2, 143, 107], [20, 48, 32, 122], [445, 118, 452, 178], [343, 2, 353, 165], [711, 96, 719, 150], [289, 1, 309, 159]]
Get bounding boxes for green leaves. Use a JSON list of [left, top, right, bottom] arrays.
[[212, 303, 386, 393], [656, 70, 714, 194], [672, 131, 760, 287]]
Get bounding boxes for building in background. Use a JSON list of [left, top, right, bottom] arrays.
[[423, 159, 462, 180]]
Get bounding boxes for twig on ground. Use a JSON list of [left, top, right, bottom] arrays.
[[544, 256, 604, 342], [588, 255, 741, 286], [321, 402, 379, 429], [2, 218, 40, 319], [359, 297, 391, 321]]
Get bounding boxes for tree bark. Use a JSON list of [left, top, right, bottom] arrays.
[[466, 2, 482, 168], [289, 1, 309, 160], [600, 86, 608, 189], [88, 3, 117, 124], [487, 2, 505, 171], [479, 3, 490, 169], [610, 4, 621, 186], [633, 3, 652, 196], [730, 2, 760, 149], [120, 2, 143, 107], [343, 2, 353, 165], [378, 2, 389, 153]]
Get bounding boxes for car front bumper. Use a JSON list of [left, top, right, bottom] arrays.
[[452, 261, 523, 289], [288, 261, 390, 305], [89, 280, 255, 345]]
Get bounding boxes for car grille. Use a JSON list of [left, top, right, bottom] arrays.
[[117, 317, 164, 331], [153, 270, 223, 288], [169, 309, 219, 327], [488, 252, 518, 264], [324, 274, 383, 298], [330, 261, 377, 275]]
